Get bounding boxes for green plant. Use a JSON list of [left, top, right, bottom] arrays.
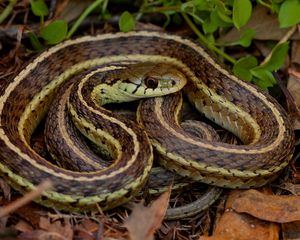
[[28, 0, 68, 49], [1, 0, 298, 89], [28, 0, 107, 49], [117, 0, 298, 89]]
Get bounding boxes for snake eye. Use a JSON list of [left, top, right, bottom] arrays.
[[144, 76, 159, 89]]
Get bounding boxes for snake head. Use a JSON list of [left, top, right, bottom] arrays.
[[92, 62, 187, 105], [117, 62, 187, 97]]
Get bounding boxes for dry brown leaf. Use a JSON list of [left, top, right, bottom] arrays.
[[199, 190, 279, 240], [39, 217, 73, 240], [232, 189, 300, 223], [123, 190, 171, 240], [13, 202, 47, 228], [80, 218, 100, 232], [15, 219, 34, 233], [76, 219, 101, 240], [218, 5, 300, 44]]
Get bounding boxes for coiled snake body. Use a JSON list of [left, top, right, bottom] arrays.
[[0, 31, 294, 211]]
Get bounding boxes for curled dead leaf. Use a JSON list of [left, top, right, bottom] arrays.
[[123, 189, 170, 240]]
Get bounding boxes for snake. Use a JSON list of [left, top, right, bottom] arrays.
[[0, 31, 295, 213]]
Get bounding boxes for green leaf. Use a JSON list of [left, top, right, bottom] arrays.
[[279, 0, 300, 28], [203, 10, 219, 34], [180, 1, 194, 12], [221, 28, 255, 47], [203, 9, 232, 34], [119, 11, 135, 32], [215, 0, 232, 16], [40, 20, 68, 45], [232, 0, 252, 29], [217, 10, 233, 24], [191, 0, 210, 11], [251, 68, 276, 89], [271, 2, 281, 13], [27, 32, 43, 51], [239, 28, 256, 47], [30, 0, 48, 17], [233, 56, 258, 81], [260, 42, 289, 71]]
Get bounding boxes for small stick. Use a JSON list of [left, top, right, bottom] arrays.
[[0, 180, 52, 218]]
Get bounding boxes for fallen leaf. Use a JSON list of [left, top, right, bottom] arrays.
[[39, 217, 73, 240], [232, 189, 300, 223], [76, 219, 101, 240], [15, 219, 34, 233], [80, 218, 100, 232], [123, 189, 170, 240], [218, 5, 300, 44], [199, 190, 279, 240], [14, 202, 48, 228]]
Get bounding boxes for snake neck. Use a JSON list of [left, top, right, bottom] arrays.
[[91, 83, 138, 106]]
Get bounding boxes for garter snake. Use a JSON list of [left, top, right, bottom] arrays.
[[0, 31, 295, 212]]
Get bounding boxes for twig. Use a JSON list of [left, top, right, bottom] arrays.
[[0, 180, 52, 218]]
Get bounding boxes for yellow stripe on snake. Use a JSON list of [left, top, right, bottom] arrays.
[[0, 31, 294, 212]]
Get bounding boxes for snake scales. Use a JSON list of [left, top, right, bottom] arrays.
[[0, 31, 295, 212]]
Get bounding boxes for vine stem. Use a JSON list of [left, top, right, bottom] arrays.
[[0, 0, 18, 24], [256, 0, 272, 9], [182, 13, 237, 64], [67, 0, 105, 39]]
